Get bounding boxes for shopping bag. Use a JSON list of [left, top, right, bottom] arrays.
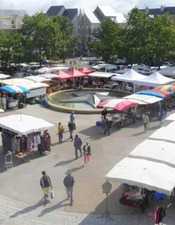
[[50, 190, 54, 199]]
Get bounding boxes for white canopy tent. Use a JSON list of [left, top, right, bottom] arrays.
[[88, 72, 119, 78], [25, 76, 50, 83], [0, 74, 10, 79], [150, 121, 175, 142], [105, 157, 175, 195], [111, 69, 146, 92], [111, 69, 146, 82], [129, 139, 175, 167], [134, 71, 174, 87], [159, 66, 175, 77], [0, 114, 54, 135], [165, 113, 175, 121], [0, 78, 35, 86], [124, 93, 162, 105], [37, 66, 69, 74]]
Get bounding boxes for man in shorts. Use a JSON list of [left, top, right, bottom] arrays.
[[40, 171, 52, 204]]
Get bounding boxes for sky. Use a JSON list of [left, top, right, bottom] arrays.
[[1, 0, 175, 15]]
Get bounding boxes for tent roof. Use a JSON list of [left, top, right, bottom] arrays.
[[134, 71, 174, 87], [150, 121, 175, 142], [0, 114, 54, 135], [17, 82, 49, 90], [88, 72, 117, 78], [124, 93, 162, 104], [0, 74, 10, 79], [166, 113, 175, 121], [0, 78, 35, 86], [53, 70, 72, 80], [105, 157, 175, 195], [111, 69, 146, 82], [67, 68, 87, 78], [25, 76, 50, 83], [129, 139, 175, 168], [79, 67, 95, 74], [39, 74, 59, 79], [0, 85, 29, 94], [159, 66, 175, 77]]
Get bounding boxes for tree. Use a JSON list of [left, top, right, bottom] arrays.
[[122, 8, 152, 64], [123, 8, 175, 66], [19, 13, 77, 64], [90, 18, 123, 62], [0, 30, 14, 65], [148, 14, 175, 66]]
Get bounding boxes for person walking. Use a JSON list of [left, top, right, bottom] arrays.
[[103, 117, 110, 135], [70, 111, 75, 122], [40, 171, 52, 205], [142, 113, 150, 132], [63, 171, 74, 206], [74, 134, 82, 159], [58, 122, 64, 142], [83, 142, 91, 166], [68, 119, 75, 141]]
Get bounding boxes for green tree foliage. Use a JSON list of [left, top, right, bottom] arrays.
[[0, 30, 13, 65], [90, 18, 123, 62], [19, 13, 76, 63], [123, 8, 175, 66]]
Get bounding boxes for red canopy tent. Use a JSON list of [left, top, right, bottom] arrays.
[[54, 70, 72, 80], [79, 67, 95, 74], [67, 68, 87, 78]]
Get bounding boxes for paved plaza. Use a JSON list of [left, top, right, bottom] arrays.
[[0, 104, 175, 224]]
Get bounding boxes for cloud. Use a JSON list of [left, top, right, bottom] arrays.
[[1, 0, 175, 15]]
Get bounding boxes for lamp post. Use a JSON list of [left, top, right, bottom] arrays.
[[100, 181, 113, 220]]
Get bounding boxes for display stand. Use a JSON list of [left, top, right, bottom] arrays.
[[99, 181, 113, 220]]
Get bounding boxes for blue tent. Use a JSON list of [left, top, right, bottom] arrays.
[[136, 91, 165, 99], [0, 85, 30, 94]]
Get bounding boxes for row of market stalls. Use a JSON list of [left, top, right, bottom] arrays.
[[111, 69, 174, 92], [105, 112, 175, 211]]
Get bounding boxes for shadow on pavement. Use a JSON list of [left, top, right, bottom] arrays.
[[9, 199, 43, 218], [79, 126, 108, 140], [69, 165, 85, 173], [37, 199, 68, 217], [0, 150, 47, 173], [54, 159, 75, 167]]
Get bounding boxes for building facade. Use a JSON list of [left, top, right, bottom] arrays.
[[0, 9, 26, 30]]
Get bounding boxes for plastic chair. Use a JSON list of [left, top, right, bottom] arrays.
[[5, 151, 13, 170]]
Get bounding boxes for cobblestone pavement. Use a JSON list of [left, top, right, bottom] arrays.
[[0, 105, 174, 225]]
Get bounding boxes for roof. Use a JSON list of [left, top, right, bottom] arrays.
[[116, 12, 126, 23], [63, 8, 78, 20], [140, 6, 175, 15], [97, 5, 116, 17], [0, 9, 26, 17], [84, 10, 100, 23], [46, 6, 65, 16]]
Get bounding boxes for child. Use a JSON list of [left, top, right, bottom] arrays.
[[58, 122, 64, 142]]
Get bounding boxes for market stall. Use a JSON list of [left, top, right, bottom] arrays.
[[134, 71, 174, 87], [0, 114, 54, 156], [129, 139, 175, 168], [106, 157, 175, 195], [0, 85, 30, 109]]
